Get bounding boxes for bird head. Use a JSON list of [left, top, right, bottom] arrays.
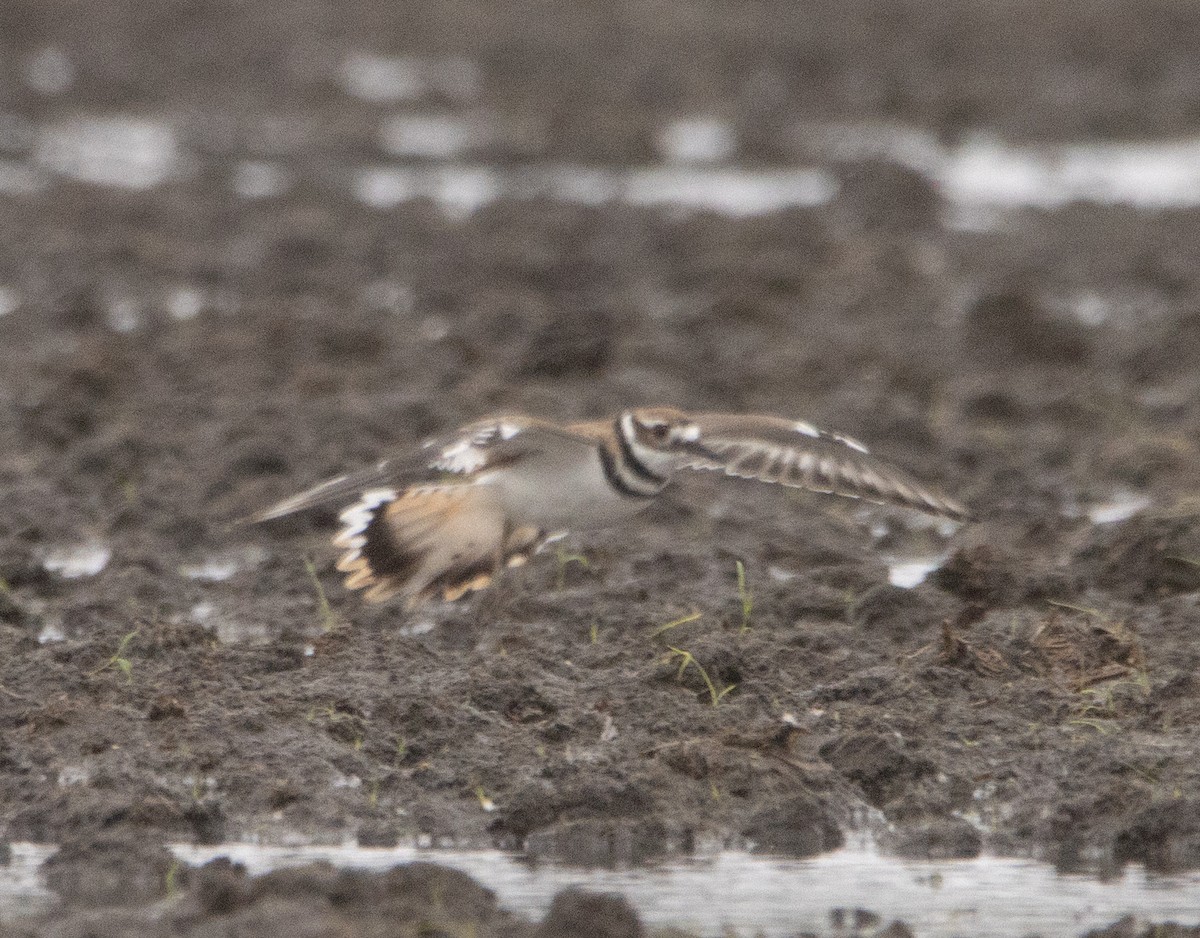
[[616, 408, 706, 480]]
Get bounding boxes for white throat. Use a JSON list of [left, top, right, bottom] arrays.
[[619, 412, 677, 479]]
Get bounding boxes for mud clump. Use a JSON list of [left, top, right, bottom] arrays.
[[525, 817, 673, 867], [964, 291, 1093, 366], [1113, 798, 1200, 873], [539, 889, 644, 938], [1084, 918, 1200, 938], [819, 733, 935, 811], [742, 792, 844, 857], [888, 818, 983, 860], [1075, 517, 1200, 600], [42, 831, 179, 908], [25, 858, 659, 938]]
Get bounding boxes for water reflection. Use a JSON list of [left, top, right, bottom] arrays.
[[338, 53, 480, 103], [802, 121, 1200, 210], [12, 110, 1200, 219], [0, 286, 20, 318], [1085, 491, 1153, 525], [167, 844, 1200, 937], [41, 541, 111, 580], [379, 113, 484, 159], [33, 117, 178, 190], [657, 117, 737, 164], [231, 160, 291, 199], [887, 556, 945, 589], [23, 47, 75, 96], [3, 839, 1199, 934], [354, 164, 836, 217]]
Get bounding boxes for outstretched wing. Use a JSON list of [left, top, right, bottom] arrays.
[[248, 459, 419, 523], [248, 415, 546, 523], [678, 413, 972, 521], [332, 485, 545, 606]]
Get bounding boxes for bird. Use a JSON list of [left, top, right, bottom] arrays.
[[251, 407, 971, 608]]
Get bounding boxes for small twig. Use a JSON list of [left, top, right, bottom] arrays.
[[735, 560, 753, 633], [651, 610, 703, 638], [1047, 599, 1104, 617], [89, 628, 140, 684], [665, 646, 736, 707], [304, 556, 338, 632], [554, 547, 590, 590]]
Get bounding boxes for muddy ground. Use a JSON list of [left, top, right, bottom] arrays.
[[3, 0, 1200, 933]]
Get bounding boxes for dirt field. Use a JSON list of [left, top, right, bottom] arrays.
[[3, 0, 1200, 933]]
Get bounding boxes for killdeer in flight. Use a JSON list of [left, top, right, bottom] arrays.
[[252, 408, 971, 607]]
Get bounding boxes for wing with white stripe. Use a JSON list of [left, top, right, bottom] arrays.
[[248, 415, 544, 523], [679, 413, 972, 521]]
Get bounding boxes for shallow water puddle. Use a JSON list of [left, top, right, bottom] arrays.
[[0, 286, 20, 317], [0, 844, 55, 920], [181, 600, 271, 645], [353, 163, 836, 217], [379, 113, 487, 159], [1085, 491, 1153, 525], [0, 844, 1160, 936], [887, 556, 945, 589], [338, 53, 480, 103], [656, 117, 739, 164], [14, 108, 1200, 217], [170, 847, 1200, 936], [803, 121, 1200, 210], [623, 166, 837, 215], [35, 620, 65, 644], [349, 127, 1200, 217], [231, 160, 291, 199], [33, 117, 178, 190], [40, 541, 111, 579], [867, 510, 956, 590], [339, 53, 426, 103], [177, 545, 268, 583]]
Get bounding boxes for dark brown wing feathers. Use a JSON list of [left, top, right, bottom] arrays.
[[250, 416, 548, 525], [249, 415, 564, 607], [332, 485, 547, 606]]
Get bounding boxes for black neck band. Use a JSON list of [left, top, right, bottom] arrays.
[[614, 419, 668, 485], [598, 442, 656, 499]]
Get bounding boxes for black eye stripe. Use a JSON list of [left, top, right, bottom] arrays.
[[616, 418, 669, 484]]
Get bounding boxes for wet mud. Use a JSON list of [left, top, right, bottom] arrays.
[[3, 0, 1200, 933]]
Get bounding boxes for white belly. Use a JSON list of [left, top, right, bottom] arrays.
[[485, 449, 653, 530]]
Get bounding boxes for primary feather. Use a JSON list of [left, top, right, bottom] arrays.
[[677, 413, 972, 521]]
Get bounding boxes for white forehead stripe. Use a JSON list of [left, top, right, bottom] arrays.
[[794, 421, 821, 438], [498, 422, 520, 440]]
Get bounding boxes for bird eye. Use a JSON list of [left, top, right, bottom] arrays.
[[651, 423, 669, 440]]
